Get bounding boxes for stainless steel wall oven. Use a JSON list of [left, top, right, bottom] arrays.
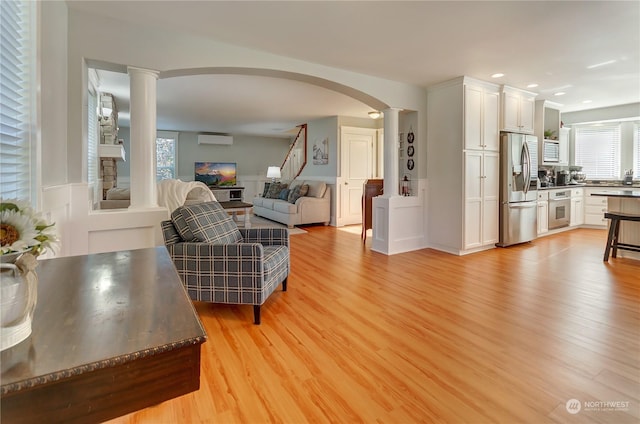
[[548, 190, 570, 229]]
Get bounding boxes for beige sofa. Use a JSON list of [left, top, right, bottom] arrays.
[[252, 180, 330, 228]]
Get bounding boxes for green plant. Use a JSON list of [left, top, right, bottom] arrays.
[[544, 129, 556, 139]]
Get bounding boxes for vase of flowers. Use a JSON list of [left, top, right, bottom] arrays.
[[1, 199, 58, 351]]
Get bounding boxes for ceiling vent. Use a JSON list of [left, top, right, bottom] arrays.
[[197, 134, 233, 145]]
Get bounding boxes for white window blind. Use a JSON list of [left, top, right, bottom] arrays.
[[0, 0, 34, 201], [575, 125, 621, 180], [87, 91, 98, 184], [634, 124, 640, 179], [156, 131, 178, 180]]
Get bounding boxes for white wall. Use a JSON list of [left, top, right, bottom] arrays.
[[116, 127, 290, 179], [40, 1, 68, 188], [66, 8, 428, 185]]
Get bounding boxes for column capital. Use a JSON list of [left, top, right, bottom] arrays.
[[127, 66, 159, 79]]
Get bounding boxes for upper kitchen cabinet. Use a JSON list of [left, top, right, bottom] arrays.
[[558, 127, 570, 166], [500, 86, 537, 134], [534, 100, 562, 142], [464, 81, 500, 151], [535, 100, 570, 166]]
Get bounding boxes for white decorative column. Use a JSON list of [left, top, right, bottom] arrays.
[[382, 107, 402, 197], [127, 66, 159, 209]]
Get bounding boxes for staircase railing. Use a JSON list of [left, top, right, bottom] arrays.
[[281, 124, 307, 181]]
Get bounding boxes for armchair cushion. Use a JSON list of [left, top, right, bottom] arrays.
[[174, 201, 243, 244], [171, 207, 197, 242]]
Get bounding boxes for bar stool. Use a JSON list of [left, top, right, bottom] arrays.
[[603, 212, 640, 261]]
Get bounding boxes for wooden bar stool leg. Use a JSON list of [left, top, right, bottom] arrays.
[[611, 218, 621, 258], [603, 217, 617, 261]]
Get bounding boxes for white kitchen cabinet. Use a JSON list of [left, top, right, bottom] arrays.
[[427, 76, 501, 254], [537, 202, 549, 234], [464, 84, 500, 151], [537, 191, 549, 234], [500, 86, 537, 134], [464, 151, 499, 249], [584, 188, 608, 227], [558, 127, 570, 166], [534, 100, 568, 165], [570, 188, 584, 226]]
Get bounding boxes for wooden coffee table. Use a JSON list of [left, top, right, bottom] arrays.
[[219, 201, 253, 228]]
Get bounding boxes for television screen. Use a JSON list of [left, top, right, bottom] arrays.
[[195, 162, 237, 187]]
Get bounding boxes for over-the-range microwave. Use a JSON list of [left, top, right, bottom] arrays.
[[543, 139, 560, 162]]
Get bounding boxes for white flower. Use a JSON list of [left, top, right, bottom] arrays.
[[0, 199, 58, 256], [0, 210, 39, 254]]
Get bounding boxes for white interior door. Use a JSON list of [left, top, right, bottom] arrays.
[[340, 127, 376, 226]]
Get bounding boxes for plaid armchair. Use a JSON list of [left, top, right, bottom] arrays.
[[161, 201, 289, 324]]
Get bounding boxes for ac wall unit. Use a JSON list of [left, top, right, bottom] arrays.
[[197, 134, 233, 145]]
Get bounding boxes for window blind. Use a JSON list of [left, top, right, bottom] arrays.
[[87, 91, 98, 184], [634, 124, 640, 179], [575, 125, 621, 180], [0, 0, 34, 201]]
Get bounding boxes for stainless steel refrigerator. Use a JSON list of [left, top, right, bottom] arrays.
[[497, 132, 538, 247]]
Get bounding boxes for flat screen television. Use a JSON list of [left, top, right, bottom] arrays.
[[194, 162, 237, 187]]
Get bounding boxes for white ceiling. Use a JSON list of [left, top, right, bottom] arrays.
[[70, 1, 640, 137]]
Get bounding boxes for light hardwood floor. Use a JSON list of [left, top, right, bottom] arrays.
[[108, 227, 639, 424]]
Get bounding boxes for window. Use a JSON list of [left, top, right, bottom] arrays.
[[575, 125, 621, 180], [87, 90, 98, 184], [156, 131, 178, 180], [0, 0, 35, 202], [634, 124, 640, 179]]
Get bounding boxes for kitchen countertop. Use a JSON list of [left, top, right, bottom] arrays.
[[590, 190, 640, 199], [539, 183, 640, 190]]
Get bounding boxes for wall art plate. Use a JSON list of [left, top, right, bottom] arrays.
[[407, 159, 414, 170], [407, 145, 414, 157]]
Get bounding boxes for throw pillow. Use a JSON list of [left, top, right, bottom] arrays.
[[278, 188, 290, 200], [171, 208, 197, 242], [262, 182, 271, 197], [178, 201, 243, 244], [306, 181, 327, 198], [266, 182, 281, 198], [288, 183, 309, 203], [266, 182, 288, 199]]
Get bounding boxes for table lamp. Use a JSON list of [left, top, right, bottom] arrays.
[[267, 166, 281, 183]]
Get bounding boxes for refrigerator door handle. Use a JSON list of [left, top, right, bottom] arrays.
[[508, 203, 537, 209], [521, 141, 531, 194]]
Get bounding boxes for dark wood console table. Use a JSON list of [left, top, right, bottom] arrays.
[[1, 247, 207, 424], [362, 179, 383, 241]]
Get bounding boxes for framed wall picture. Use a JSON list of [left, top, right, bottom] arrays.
[[313, 138, 329, 165]]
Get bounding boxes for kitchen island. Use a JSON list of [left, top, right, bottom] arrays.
[[591, 190, 640, 260], [1, 247, 207, 423]]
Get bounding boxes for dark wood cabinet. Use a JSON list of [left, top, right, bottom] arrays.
[[362, 179, 383, 241]]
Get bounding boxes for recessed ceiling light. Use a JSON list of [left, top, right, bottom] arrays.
[[527, 83, 539, 88], [491, 73, 504, 78], [582, 100, 593, 104], [554, 92, 566, 96], [586, 60, 616, 69]]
